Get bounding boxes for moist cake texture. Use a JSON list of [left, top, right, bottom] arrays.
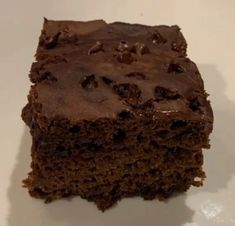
[[22, 19, 213, 210]]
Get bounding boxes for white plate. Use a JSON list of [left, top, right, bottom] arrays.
[[1, 0, 235, 225]]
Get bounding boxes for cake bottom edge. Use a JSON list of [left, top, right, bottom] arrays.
[[23, 167, 205, 211]]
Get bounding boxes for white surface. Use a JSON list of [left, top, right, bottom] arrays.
[[0, 0, 235, 225]]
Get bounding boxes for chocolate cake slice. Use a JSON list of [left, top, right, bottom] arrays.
[[22, 19, 213, 211]]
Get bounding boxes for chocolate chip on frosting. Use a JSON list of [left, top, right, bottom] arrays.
[[113, 83, 141, 105], [117, 51, 136, 64], [80, 74, 98, 90], [171, 41, 187, 55], [168, 62, 185, 73], [88, 41, 104, 55], [152, 30, 166, 44], [116, 40, 131, 52], [132, 42, 150, 56], [44, 32, 61, 49], [154, 86, 181, 101], [101, 76, 114, 85]]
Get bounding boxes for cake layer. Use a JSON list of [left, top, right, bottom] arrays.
[[22, 94, 212, 151], [24, 140, 204, 210]]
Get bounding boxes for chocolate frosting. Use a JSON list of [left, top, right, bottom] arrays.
[[29, 19, 213, 122]]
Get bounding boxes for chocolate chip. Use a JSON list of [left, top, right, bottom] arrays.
[[88, 41, 103, 55], [44, 32, 61, 49], [171, 42, 187, 55], [152, 30, 166, 44], [117, 51, 135, 64], [168, 62, 185, 73], [80, 74, 98, 90], [154, 86, 180, 101], [113, 83, 141, 105], [113, 83, 140, 98], [138, 99, 155, 110], [101, 76, 114, 85], [189, 97, 202, 112], [58, 26, 78, 43], [125, 72, 146, 80], [132, 42, 150, 56], [116, 40, 131, 52]]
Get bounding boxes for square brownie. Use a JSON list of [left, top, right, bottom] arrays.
[[22, 19, 213, 210]]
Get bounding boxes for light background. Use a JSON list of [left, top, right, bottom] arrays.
[[0, 0, 235, 225]]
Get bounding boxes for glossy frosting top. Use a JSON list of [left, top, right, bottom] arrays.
[[29, 19, 213, 122]]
